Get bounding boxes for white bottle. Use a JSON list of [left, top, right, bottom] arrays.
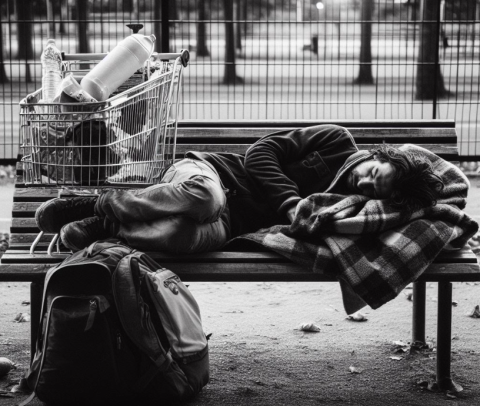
[[41, 39, 63, 102], [81, 34, 156, 101]]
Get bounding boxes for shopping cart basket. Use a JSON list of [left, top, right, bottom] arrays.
[[20, 49, 189, 189]]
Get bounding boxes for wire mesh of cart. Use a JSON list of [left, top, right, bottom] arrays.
[[19, 50, 189, 190]]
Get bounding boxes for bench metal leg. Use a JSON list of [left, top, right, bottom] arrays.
[[436, 281, 462, 392], [412, 281, 426, 344], [30, 282, 43, 363]]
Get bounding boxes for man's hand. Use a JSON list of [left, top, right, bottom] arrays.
[[286, 204, 299, 223]]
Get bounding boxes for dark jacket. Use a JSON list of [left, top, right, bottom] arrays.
[[187, 125, 360, 237]]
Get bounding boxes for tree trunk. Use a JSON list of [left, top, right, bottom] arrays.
[[0, 17, 8, 82], [415, 0, 450, 99], [197, 0, 210, 57], [47, 0, 55, 38], [235, 0, 242, 51], [223, 0, 242, 84], [16, 0, 33, 82], [153, 0, 162, 52], [354, 0, 374, 85], [59, 0, 68, 35], [76, 0, 90, 53]]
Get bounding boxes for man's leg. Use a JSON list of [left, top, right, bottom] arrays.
[[96, 158, 227, 224], [60, 158, 231, 252]]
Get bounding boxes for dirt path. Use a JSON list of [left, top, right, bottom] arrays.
[[1, 280, 479, 405]]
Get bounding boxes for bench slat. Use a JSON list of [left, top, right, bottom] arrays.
[[13, 188, 60, 201], [0, 259, 478, 283], [2, 247, 478, 264], [178, 119, 456, 129], [174, 144, 458, 158], [176, 127, 457, 141]]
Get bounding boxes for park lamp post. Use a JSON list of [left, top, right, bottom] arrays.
[[314, 2, 325, 56]]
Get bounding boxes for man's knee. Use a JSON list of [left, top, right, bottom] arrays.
[[180, 176, 226, 222]]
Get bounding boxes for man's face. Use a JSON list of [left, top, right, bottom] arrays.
[[346, 158, 396, 199]]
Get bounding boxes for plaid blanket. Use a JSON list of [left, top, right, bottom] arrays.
[[231, 145, 479, 311]]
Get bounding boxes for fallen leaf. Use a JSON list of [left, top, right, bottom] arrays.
[[392, 340, 410, 353], [14, 313, 30, 323], [346, 312, 368, 322], [21, 300, 30, 306], [389, 356, 403, 361], [349, 366, 362, 374], [452, 301, 458, 307], [404, 292, 413, 301], [467, 305, 480, 318], [296, 322, 321, 332]]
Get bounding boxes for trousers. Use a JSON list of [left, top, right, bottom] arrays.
[[95, 159, 231, 253]]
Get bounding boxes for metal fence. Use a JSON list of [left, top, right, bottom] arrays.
[[1, 0, 479, 161]]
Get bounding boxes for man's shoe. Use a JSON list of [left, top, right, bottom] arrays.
[[60, 216, 112, 252], [35, 196, 98, 234]]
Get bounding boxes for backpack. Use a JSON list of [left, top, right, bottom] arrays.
[[21, 240, 209, 406]]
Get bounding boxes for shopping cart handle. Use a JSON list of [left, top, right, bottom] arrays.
[[179, 49, 190, 67], [62, 52, 108, 61]]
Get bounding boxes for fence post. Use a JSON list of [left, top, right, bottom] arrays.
[[432, 0, 442, 119], [162, 0, 170, 52]]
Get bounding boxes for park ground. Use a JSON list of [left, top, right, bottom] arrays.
[[0, 171, 479, 405]]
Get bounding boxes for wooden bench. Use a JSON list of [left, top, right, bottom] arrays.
[[1, 119, 479, 392]]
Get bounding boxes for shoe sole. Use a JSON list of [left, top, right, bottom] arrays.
[[35, 198, 96, 234], [60, 223, 85, 252]]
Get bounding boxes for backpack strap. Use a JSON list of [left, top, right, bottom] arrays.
[[18, 392, 36, 406]]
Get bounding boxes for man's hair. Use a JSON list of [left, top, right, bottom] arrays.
[[372, 144, 445, 211]]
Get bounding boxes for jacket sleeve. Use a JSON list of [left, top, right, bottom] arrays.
[[244, 125, 357, 216]]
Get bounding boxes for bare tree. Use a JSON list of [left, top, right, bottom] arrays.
[[76, 0, 90, 53], [354, 0, 375, 85], [153, 0, 178, 52], [415, 0, 450, 99], [235, 0, 243, 52], [223, 0, 243, 84], [59, 0, 69, 35], [16, 0, 33, 82], [0, 7, 8, 83], [153, 0, 162, 52], [197, 0, 210, 57]]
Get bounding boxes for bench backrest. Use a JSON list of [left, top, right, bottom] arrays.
[[175, 119, 458, 160]]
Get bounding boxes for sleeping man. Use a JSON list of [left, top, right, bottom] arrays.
[[35, 124, 445, 254]]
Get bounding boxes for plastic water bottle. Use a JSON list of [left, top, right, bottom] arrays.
[[41, 39, 63, 102], [81, 34, 156, 101]]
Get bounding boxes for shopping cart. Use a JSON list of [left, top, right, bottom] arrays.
[[20, 49, 188, 255], [20, 49, 189, 189]]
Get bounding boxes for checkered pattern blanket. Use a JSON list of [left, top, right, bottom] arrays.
[[234, 145, 479, 310]]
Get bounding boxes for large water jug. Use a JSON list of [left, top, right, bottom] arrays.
[[41, 39, 63, 102], [81, 34, 156, 101]]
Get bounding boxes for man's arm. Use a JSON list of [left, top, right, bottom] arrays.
[[244, 125, 358, 220]]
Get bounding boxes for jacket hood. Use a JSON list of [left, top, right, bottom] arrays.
[[325, 149, 374, 194]]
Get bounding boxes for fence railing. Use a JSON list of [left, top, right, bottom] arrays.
[[1, 0, 479, 161]]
